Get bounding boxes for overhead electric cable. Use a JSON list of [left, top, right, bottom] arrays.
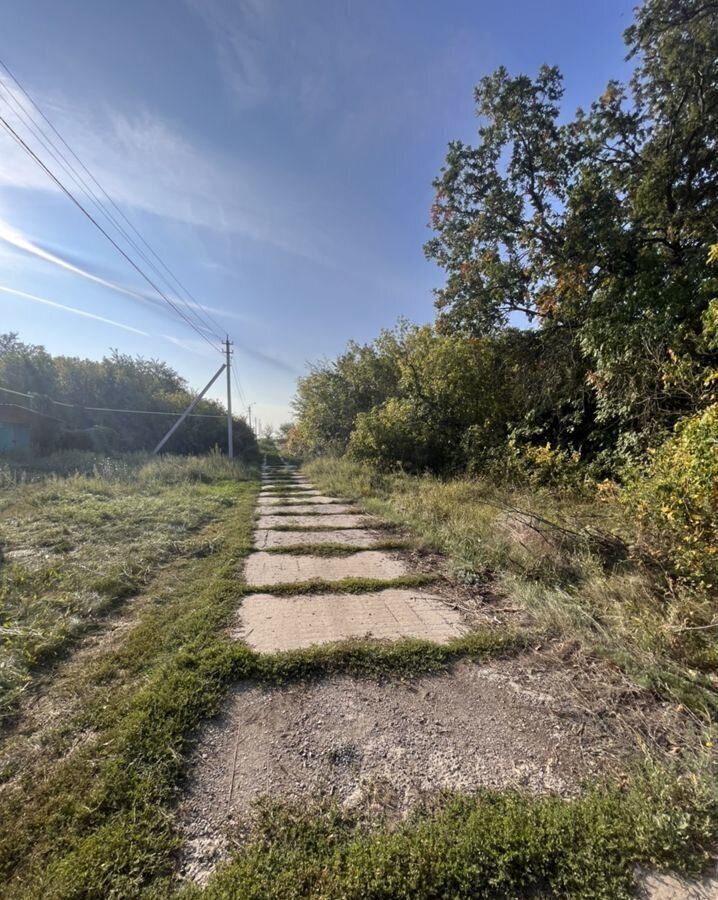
[[0, 383, 230, 418], [0, 111, 223, 355], [231, 359, 250, 414], [0, 57, 227, 344]]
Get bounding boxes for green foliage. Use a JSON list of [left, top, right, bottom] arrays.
[[0, 333, 258, 459], [296, 323, 594, 474], [625, 404, 718, 588], [292, 329, 403, 455], [423, 0, 718, 446]]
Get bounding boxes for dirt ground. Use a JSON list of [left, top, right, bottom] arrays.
[[176, 652, 682, 886], [638, 869, 718, 899]]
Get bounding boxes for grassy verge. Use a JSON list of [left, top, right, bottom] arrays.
[[0, 464, 259, 897], [305, 458, 718, 719], [0, 453, 253, 717], [184, 757, 717, 900]]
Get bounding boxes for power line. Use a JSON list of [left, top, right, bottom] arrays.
[[0, 60, 266, 434], [0, 58, 227, 345], [0, 384, 229, 419], [0, 111, 222, 356], [231, 358, 250, 414], [0, 78, 217, 344]]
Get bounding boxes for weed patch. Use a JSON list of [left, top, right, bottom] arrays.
[[185, 756, 717, 900], [261, 540, 411, 557]]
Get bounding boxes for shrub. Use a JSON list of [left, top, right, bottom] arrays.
[[625, 403, 718, 587]]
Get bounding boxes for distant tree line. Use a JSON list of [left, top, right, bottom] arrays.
[[0, 333, 258, 460]]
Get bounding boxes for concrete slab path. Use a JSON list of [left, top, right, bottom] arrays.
[[256, 505, 358, 517], [258, 495, 345, 505], [253, 528, 390, 549], [235, 589, 466, 651], [244, 550, 408, 586], [256, 513, 379, 529], [240, 466, 465, 651]]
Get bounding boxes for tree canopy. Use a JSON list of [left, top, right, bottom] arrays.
[[294, 0, 718, 476]]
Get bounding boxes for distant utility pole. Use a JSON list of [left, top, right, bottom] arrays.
[[225, 336, 233, 458], [247, 403, 253, 434]]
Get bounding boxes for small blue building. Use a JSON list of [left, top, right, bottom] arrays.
[[0, 404, 58, 453]]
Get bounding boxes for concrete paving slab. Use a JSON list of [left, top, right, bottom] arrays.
[[257, 504, 359, 516], [257, 514, 379, 529], [234, 589, 465, 651], [259, 488, 320, 496], [253, 529, 392, 549], [261, 479, 310, 487], [245, 550, 408, 585], [258, 494, 320, 502], [257, 497, 348, 508], [261, 474, 299, 480]]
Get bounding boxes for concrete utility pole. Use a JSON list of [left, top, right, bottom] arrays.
[[225, 336, 233, 458], [247, 403, 253, 434]]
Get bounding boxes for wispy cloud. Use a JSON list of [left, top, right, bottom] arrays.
[[0, 218, 149, 302], [186, 0, 277, 109], [0, 218, 243, 333], [0, 72, 339, 268], [236, 343, 299, 375], [0, 285, 150, 335], [161, 334, 218, 357]]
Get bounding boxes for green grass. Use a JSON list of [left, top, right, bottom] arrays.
[[247, 574, 435, 595], [0, 474, 259, 897], [262, 540, 411, 556], [184, 756, 717, 900], [241, 628, 528, 682], [259, 509, 364, 517], [267, 522, 393, 532], [260, 485, 315, 493], [0, 453, 254, 717]]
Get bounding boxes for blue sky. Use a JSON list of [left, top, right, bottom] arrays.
[[0, 0, 635, 427]]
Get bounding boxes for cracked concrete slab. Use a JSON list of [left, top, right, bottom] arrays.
[[253, 529, 391, 549], [256, 504, 359, 516], [257, 514, 379, 529], [234, 588, 464, 651], [244, 550, 408, 586], [257, 496, 346, 506], [259, 488, 321, 496]]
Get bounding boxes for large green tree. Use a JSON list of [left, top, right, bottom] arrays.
[[425, 0, 718, 452]]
